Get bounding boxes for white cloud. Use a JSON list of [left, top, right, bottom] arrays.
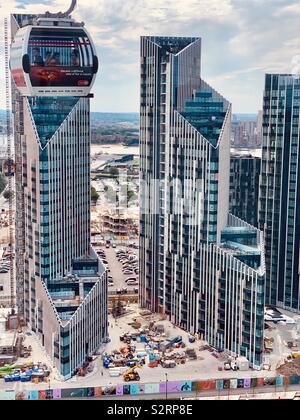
[[0, 0, 299, 112], [274, 3, 300, 16]]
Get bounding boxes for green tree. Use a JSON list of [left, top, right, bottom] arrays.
[[0, 174, 7, 194], [91, 187, 99, 202], [109, 167, 119, 176], [3, 190, 13, 200], [127, 189, 137, 202]]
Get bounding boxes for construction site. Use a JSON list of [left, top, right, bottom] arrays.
[[0, 307, 51, 384], [92, 305, 300, 384], [1, 294, 300, 393]]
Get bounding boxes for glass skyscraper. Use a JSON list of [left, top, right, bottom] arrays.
[[11, 12, 108, 379], [259, 74, 300, 312], [140, 37, 265, 367]]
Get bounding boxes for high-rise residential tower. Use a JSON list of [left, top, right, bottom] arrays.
[[10, 9, 108, 379], [259, 74, 300, 312], [140, 37, 265, 367]]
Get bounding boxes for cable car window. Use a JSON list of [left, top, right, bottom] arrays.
[[28, 28, 94, 87], [11, 32, 27, 88]]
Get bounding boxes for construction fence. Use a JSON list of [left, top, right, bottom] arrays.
[[1, 374, 300, 400]]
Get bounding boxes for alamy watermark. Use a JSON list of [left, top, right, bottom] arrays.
[[97, 169, 205, 224]]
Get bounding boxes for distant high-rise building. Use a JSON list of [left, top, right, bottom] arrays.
[[230, 149, 261, 227], [140, 36, 265, 367], [259, 74, 300, 312], [11, 10, 108, 379], [257, 110, 263, 143], [232, 116, 262, 148]]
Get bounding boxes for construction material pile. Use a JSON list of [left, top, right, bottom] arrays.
[[1, 362, 50, 383], [277, 357, 300, 376], [102, 321, 201, 379], [76, 356, 96, 377]]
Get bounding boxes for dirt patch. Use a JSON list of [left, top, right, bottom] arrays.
[[277, 359, 300, 376]]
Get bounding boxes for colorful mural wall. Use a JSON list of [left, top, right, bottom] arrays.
[[1, 375, 298, 400]]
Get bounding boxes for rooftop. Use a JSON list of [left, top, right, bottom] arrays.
[[145, 36, 200, 55], [0, 331, 16, 349]]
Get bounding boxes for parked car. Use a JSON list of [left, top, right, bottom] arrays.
[[127, 280, 138, 285], [166, 335, 183, 345], [117, 252, 126, 257], [116, 289, 127, 295], [125, 276, 137, 282]]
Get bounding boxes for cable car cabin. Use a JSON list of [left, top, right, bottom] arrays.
[[10, 21, 98, 97]]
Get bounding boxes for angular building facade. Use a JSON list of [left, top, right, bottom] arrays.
[[140, 37, 265, 367], [259, 74, 300, 312], [230, 150, 261, 227], [11, 11, 108, 379]]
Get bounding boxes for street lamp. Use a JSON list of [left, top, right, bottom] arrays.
[[47, 378, 51, 400], [165, 373, 168, 400]]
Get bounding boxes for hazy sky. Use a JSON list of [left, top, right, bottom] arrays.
[[1, 0, 300, 113]]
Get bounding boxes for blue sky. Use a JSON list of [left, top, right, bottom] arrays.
[[1, 0, 300, 112]]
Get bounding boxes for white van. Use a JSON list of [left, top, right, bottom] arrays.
[[109, 367, 121, 377]]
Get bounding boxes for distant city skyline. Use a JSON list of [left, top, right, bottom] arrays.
[[1, 0, 300, 112]]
